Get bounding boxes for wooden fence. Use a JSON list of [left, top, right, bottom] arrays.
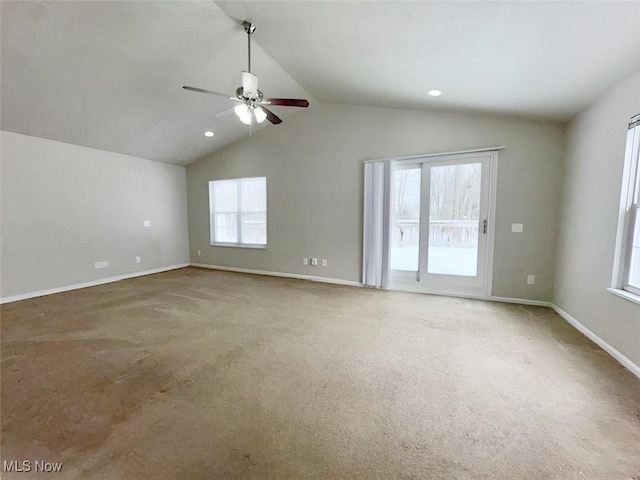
[[394, 220, 478, 248]]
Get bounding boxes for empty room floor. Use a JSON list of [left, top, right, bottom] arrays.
[[1, 267, 639, 479]]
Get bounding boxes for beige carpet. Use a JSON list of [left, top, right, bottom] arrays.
[[1, 267, 639, 479]]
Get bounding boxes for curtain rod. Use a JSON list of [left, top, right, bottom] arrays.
[[363, 146, 505, 163]]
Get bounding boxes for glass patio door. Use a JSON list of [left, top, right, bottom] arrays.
[[389, 165, 422, 276], [389, 152, 493, 296]]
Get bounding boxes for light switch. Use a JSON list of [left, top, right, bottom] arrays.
[[143, 220, 151, 227], [511, 223, 523, 233]]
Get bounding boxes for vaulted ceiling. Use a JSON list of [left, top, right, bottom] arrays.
[[0, 1, 312, 165], [2, 1, 639, 166]]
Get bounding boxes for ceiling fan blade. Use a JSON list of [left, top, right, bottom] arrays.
[[241, 72, 258, 97], [215, 106, 237, 118], [183, 85, 238, 100], [262, 98, 309, 108], [259, 106, 283, 125]]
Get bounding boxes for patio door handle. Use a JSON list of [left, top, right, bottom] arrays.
[[482, 219, 487, 234]]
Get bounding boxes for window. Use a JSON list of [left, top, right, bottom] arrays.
[[209, 177, 267, 247], [612, 115, 640, 299]]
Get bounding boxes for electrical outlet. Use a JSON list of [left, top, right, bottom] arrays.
[[321, 259, 327, 267], [94, 260, 109, 269], [511, 223, 523, 233], [197, 249, 201, 256], [527, 274, 536, 285], [143, 220, 151, 227], [311, 258, 318, 266], [303, 258, 308, 265]]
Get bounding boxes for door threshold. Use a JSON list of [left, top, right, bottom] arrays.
[[387, 283, 489, 300]]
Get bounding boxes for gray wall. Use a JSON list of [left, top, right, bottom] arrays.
[[554, 71, 640, 367], [187, 103, 566, 301], [1, 131, 189, 299]]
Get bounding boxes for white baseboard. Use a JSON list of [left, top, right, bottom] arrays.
[[0, 263, 190, 304], [551, 304, 640, 379], [190, 263, 363, 288], [189, 264, 555, 309], [489, 296, 552, 307]]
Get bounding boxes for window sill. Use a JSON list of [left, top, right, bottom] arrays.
[[211, 243, 267, 250], [607, 288, 640, 306]]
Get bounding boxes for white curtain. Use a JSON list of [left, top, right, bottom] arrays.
[[363, 161, 391, 287]]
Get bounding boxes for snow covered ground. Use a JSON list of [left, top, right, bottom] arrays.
[[390, 245, 478, 277]]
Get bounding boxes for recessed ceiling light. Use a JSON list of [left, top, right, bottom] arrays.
[[428, 90, 442, 97], [204, 131, 215, 137]]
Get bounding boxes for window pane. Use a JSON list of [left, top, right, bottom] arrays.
[[213, 181, 237, 212], [241, 213, 267, 245], [209, 177, 267, 246], [617, 124, 640, 293], [629, 206, 640, 288], [240, 178, 266, 212], [214, 213, 237, 243], [390, 167, 421, 271], [632, 127, 640, 204], [428, 163, 481, 276]]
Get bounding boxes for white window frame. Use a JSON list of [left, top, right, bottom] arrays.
[[610, 115, 640, 304], [209, 177, 267, 248]]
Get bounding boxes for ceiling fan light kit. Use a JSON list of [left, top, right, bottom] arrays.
[[183, 20, 309, 131], [234, 103, 267, 125]]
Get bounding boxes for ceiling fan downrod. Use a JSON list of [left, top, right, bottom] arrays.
[[243, 20, 256, 73]]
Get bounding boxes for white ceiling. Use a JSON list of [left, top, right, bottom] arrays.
[[217, 1, 640, 120], [2, 1, 639, 166]]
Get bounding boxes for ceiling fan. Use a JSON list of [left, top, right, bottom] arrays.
[[183, 20, 309, 127]]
